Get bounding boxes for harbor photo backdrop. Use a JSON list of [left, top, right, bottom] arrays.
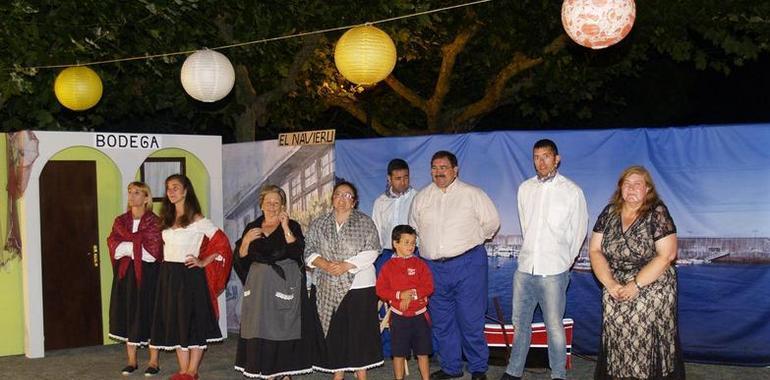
[[336, 124, 770, 365]]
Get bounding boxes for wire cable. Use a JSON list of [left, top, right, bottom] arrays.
[[23, 0, 493, 70]]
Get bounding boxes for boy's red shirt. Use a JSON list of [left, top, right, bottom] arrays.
[[376, 255, 434, 316]]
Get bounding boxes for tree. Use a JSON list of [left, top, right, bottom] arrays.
[[1, 1, 768, 141]]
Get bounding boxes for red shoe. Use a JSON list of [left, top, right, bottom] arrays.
[[169, 372, 196, 380]]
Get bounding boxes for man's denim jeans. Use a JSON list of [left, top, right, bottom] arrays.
[[504, 270, 570, 379]]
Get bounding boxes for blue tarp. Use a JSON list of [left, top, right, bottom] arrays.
[[335, 124, 770, 366]]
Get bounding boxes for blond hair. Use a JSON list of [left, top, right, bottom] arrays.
[[127, 181, 153, 212], [258, 184, 287, 208]]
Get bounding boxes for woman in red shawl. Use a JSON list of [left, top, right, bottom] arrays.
[[150, 174, 232, 380], [108, 181, 163, 376]]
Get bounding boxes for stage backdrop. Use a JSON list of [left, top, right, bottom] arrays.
[[335, 124, 770, 366], [222, 141, 335, 331]]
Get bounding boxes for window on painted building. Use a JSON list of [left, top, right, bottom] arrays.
[[322, 180, 334, 200], [291, 176, 301, 199], [304, 190, 316, 211], [305, 164, 317, 187], [321, 150, 333, 177]]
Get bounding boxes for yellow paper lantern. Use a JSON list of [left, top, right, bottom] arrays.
[[54, 66, 103, 111], [334, 25, 397, 85], [180, 49, 236, 102], [561, 0, 636, 49]]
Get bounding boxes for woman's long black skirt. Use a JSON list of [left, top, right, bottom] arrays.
[[149, 262, 222, 350], [108, 259, 159, 346], [234, 285, 325, 378], [315, 287, 383, 373]]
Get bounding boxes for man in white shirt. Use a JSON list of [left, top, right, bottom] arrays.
[[372, 158, 417, 271], [410, 151, 500, 380], [501, 139, 588, 380], [371, 158, 417, 358]]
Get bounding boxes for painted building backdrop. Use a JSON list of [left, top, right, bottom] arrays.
[[0, 131, 224, 358], [222, 141, 334, 331]]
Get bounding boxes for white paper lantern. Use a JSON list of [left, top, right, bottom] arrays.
[[334, 25, 397, 85], [180, 49, 235, 102], [561, 0, 636, 49]]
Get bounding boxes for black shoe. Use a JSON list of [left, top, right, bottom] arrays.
[[499, 373, 521, 380], [144, 366, 160, 376], [430, 370, 463, 380], [121, 365, 138, 375], [471, 372, 487, 380]]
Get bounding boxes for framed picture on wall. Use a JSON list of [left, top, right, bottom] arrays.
[[140, 157, 186, 202]]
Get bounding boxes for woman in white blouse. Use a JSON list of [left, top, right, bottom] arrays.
[[305, 181, 383, 379], [150, 174, 232, 380]]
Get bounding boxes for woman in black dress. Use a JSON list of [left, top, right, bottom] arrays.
[[234, 185, 321, 379], [305, 181, 383, 380], [150, 174, 232, 380], [589, 165, 685, 379], [107, 181, 162, 376]]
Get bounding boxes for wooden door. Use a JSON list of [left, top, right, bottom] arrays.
[[40, 160, 103, 350]]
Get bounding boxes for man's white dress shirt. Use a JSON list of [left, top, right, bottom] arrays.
[[517, 173, 588, 275], [410, 179, 500, 260], [372, 187, 417, 249]]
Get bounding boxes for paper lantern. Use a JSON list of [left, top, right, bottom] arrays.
[[561, 0, 636, 49], [334, 25, 397, 85], [180, 49, 235, 102], [54, 66, 103, 111]]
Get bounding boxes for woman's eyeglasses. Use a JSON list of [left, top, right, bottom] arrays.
[[333, 192, 355, 200]]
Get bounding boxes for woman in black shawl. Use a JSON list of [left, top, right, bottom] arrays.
[[234, 185, 322, 379]]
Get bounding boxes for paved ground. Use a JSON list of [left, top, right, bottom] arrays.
[[1, 334, 767, 380]]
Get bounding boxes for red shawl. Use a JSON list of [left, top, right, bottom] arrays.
[[199, 230, 232, 318], [107, 211, 163, 287]]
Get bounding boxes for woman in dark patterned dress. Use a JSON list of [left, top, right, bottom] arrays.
[[233, 185, 322, 379], [589, 165, 685, 380]]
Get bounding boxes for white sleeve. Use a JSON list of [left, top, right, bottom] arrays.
[[517, 184, 527, 237], [198, 218, 219, 238], [476, 189, 500, 239], [306, 253, 322, 268], [345, 250, 379, 273], [371, 199, 385, 246], [570, 188, 589, 259], [114, 242, 133, 259]]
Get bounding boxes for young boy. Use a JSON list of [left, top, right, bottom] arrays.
[[376, 225, 434, 380]]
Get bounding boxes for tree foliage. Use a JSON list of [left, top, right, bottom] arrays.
[[1, 0, 768, 141]]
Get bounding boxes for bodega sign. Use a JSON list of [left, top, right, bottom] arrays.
[[278, 129, 335, 146], [94, 133, 162, 150]]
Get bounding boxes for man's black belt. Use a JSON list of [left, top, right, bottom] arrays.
[[431, 253, 464, 263], [429, 245, 482, 263]]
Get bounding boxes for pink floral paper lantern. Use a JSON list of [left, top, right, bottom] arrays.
[[561, 0, 636, 49]]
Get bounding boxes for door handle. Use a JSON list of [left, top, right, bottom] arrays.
[[92, 244, 99, 268]]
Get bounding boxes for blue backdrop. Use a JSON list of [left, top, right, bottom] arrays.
[[335, 124, 770, 366]]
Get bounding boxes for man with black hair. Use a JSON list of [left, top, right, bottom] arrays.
[[501, 139, 587, 380]]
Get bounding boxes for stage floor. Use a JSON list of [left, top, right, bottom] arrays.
[[1, 333, 767, 379]]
